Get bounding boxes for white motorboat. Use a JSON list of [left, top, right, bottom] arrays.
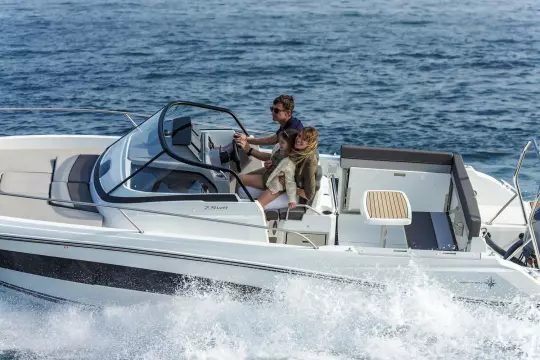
[[0, 101, 539, 307]]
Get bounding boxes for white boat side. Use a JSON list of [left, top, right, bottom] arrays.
[[0, 103, 539, 307]]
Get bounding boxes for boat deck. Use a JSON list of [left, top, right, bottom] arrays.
[[0, 148, 105, 227]]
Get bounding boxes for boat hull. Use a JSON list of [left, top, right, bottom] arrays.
[[1, 231, 539, 307]]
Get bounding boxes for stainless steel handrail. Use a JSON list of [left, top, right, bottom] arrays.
[[0, 107, 151, 117], [513, 141, 531, 225], [0, 190, 320, 249], [501, 139, 540, 268], [330, 175, 339, 213], [486, 193, 517, 225], [0, 107, 273, 134]]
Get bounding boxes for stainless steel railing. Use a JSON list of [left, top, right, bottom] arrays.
[[0, 107, 273, 134], [501, 139, 540, 268], [0, 190, 320, 249]]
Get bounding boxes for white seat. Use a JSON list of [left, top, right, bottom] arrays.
[[363, 190, 412, 247]]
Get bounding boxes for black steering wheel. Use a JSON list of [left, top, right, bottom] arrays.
[[230, 140, 242, 173]]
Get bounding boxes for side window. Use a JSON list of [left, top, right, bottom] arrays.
[[130, 166, 217, 194]]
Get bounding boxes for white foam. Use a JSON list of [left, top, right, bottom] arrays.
[[0, 268, 539, 360]]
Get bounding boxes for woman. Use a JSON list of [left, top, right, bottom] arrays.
[[238, 127, 319, 209]]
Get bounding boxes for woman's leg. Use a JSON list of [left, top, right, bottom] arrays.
[[239, 174, 265, 189], [237, 185, 264, 200], [257, 189, 284, 208]]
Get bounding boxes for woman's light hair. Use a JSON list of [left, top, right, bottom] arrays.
[[289, 127, 319, 165]]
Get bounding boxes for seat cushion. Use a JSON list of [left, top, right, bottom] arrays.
[[53, 155, 79, 182], [0, 150, 56, 174], [53, 154, 99, 183], [278, 206, 306, 221], [50, 181, 99, 213], [0, 172, 51, 196], [265, 210, 279, 221], [0, 196, 103, 226]]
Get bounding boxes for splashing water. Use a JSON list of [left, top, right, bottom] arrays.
[[0, 267, 539, 360]]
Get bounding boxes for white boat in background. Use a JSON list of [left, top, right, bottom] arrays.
[[0, 101, 538, 307]]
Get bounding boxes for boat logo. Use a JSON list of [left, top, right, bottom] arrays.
[[485, 277, 496, 288], [459, 277, 496, 289]]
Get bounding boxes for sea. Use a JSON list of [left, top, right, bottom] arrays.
[[0, 0, 540, 358]]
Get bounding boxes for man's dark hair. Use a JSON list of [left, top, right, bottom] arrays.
[[273, 94, 295, 113]]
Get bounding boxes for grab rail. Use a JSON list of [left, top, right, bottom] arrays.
[[503, 138, 540, 268], [0, 190, 320, 249]]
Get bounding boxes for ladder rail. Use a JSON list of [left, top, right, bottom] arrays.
[[505, 138, 540, 268]]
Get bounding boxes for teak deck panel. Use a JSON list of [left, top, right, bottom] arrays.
[[366, 191, 409, 219]]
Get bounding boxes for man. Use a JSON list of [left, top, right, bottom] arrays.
[[233, 94, 303, 155]]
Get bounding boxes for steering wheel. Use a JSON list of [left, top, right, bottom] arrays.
[[230, 140, 242, 173]]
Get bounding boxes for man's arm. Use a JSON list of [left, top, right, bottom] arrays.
[[246, 147, 271, 161], [247, 134, 278, 146]]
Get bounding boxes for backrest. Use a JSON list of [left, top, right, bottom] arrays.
[[315, 165, 323, 191], [451, 154, 481, 238]]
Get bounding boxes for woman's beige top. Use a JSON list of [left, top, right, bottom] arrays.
[[266, 156, 298, 204]]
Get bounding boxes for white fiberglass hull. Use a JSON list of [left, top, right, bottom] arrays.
[[1, 228, 539, 307]]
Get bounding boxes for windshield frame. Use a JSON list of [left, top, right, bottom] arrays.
[[93, 101, 254, 203], [157, 101, 254, 201]]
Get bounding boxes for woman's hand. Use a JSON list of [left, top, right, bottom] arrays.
[[264, 160, 272, 169], [288, 202, 297, 209]]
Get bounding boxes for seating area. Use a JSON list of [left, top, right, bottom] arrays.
[[337, 145, 481, 251], [263, 165, 323, 222], [0, 149, 104, 226]]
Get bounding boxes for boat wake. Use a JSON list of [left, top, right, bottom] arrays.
[[0, 268, 539, 360]]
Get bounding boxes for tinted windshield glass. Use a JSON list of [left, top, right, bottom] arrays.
[[98, 109, 163, 194]]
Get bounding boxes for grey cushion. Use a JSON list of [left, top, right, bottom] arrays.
[[265, 210, 279, 221], [341, 145, 454, 165], [68, 183, 99, 213], [53, 154, 99, 183], [405, 212, 457, 250], [451, 155, 481, 238], [50, 181, 75, 208], [50, 181, 99, 213], [68, 155, 99, 183], [53, 155, 79, 182], [279, 206, 306, 221]]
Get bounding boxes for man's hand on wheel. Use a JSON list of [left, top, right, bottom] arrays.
[[234, 132, 247, 142]]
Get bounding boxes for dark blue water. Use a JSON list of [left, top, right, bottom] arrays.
[[2, 0, 540, 181], [1, 0, 540, 358]]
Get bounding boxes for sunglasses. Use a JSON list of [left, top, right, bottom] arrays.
[[270, 106, 287, 114]]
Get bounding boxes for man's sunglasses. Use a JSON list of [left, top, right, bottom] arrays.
[[270, 106, 287, 114]]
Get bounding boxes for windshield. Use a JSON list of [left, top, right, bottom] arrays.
[[95, 101, 253, 202]]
